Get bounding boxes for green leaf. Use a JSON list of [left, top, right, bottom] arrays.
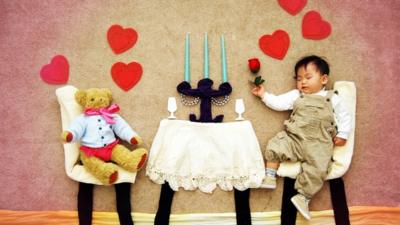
[[254, 76, 265, 85]]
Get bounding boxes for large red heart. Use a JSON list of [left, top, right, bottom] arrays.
[[278, 0, 307, 16], [107, 25, 138, 54], [111, 62, 142, 91], [40, 55, 69, 85], [302, 11, 332, 40], [259, 30, 290, 60]]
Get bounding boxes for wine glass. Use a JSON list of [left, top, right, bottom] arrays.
[[167, 97, 177, 119], [235, 98, 245, 120]]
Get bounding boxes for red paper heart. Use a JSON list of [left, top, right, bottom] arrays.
[[40, 55, 69, 84], [107, 25, 138, 54], [278, 0, 307, 16], [259, 30, 290, 60], [111, 62, 142, 91], [302, 11, 332, 40]]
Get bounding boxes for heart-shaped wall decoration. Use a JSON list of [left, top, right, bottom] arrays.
[[278, 0, 307, 16], [111, 62, 143, 91], [302, 11, 332, 40], [107, 25, 138, 54], [259, 30, 290, 60], [40, 55, 69, 85]]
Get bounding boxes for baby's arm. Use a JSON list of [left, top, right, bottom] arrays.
[[332, 95, 353, 146], [252, 85, 299, 111]]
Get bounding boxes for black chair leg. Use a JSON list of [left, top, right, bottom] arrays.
[[115, 183, 134, 225], [154, 183, 175, 225], [329, 178, 351, 225], [281, 177, 297, 225], [78, 182, 94, 225], [234, 188, 252, 225]]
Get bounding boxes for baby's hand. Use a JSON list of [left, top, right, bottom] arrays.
[[333, 137, 347, 146], [251, 85, 265, 98]]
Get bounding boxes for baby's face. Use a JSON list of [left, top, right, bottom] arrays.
[[295, 63, 328, 94]]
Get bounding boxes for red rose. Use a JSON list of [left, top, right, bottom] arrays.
[[248, 58, 260, 73]]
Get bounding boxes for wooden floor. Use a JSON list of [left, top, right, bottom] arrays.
[[1, 206, 399, 225]]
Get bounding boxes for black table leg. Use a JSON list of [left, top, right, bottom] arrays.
[[154, 183, 175, 225], [234, 188, 252, 225]]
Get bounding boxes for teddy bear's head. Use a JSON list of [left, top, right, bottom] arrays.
[[75, 88, 113, 109]]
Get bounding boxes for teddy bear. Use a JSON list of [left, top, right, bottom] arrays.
[[61, 87, 148, 185]]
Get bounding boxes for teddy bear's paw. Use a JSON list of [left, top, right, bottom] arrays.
[[95, 165, 119, 185], [136, 152, 148, 171], [122, 148, 148, 172], [131, 148, 148, 171], [61, 131, 73, 143], [110, 145, 147, 172], [96, 166, 118, 185], [109, 171, 119, 184], [130, 136, 143, 145]]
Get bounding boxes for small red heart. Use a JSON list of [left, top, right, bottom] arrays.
[[111, 62, 143, 91], [259, 30, 290, 60], [40, 55, 69, 85], [302, 11, 332, 40], [278, 0, 307, 16], [107, 25, 138, 54]]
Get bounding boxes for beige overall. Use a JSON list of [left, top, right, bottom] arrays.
[[265, 91, 337, 198]]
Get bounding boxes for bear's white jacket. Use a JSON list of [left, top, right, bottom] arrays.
[[68, 114, 138, 148]]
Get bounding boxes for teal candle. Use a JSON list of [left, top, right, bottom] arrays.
[[204, 33, 209, 79], [221, 35, 228, 82], [184, 33, 190, 82]]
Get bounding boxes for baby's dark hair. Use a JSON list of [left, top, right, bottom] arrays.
[[294, 55, 329, 77]]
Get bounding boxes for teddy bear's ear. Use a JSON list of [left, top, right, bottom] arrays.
[[75, 90, 87, 106], [102, 88, 113, 102]]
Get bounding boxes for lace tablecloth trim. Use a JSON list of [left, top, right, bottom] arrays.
[[146, 166, 264, 193]]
